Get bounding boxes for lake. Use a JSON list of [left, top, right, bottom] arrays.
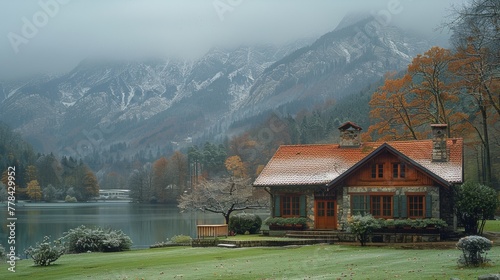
[[0, 202, 269, 257]]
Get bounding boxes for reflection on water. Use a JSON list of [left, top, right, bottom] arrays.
[[0, 202, 269, 256]]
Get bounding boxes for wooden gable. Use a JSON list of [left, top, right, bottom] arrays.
[[327, 143, 452, 188], [344, 150, 435, 186]]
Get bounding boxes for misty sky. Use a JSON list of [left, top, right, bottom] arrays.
[[0, 0, 466, 80]]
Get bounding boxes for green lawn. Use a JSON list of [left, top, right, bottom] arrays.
[[484, 220, 500, 232], [2, 244, 499, 280]]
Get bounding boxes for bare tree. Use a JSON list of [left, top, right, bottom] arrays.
[[178, 177, 268, 224]]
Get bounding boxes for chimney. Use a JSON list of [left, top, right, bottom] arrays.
[[431, 124, 448, 162], [338, 121, 362, 147]]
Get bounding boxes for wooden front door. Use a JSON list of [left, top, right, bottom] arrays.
[[315, 199, 336, 229]]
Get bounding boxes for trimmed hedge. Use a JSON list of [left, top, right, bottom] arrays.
[[229, 213, 262, 234]]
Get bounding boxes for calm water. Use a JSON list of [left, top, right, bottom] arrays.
[[0, 202, 268, 257]]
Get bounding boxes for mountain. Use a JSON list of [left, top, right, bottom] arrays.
[[238, 16, 429, 117], [0, 15, 432, 162]]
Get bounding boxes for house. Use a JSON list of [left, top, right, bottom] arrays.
[[253, 122, 463, 230]]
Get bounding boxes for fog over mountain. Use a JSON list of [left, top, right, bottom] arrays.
[[1, 11, 436, 159], [1, 0, 462, 80]]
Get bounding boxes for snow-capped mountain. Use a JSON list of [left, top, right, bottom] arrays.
[[0, 16, 432, 158], [239, 16, 429, 116]]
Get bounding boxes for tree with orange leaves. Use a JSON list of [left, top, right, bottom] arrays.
[[152, 157, 169, 203], [446, 0, 499, 186], [366, 47, 467, 142], [225, 155, 247, 178]]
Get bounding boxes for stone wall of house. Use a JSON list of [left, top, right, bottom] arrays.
[[339, 186, 440, 228], [306, 193, 315, 228], [439, 185, 456, 227]]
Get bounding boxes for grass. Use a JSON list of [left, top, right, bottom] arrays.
[[3, 221, 499, 279], [484, 220, 500, 232], [1, 244, 499, 280], [225, 235, 292, 241]]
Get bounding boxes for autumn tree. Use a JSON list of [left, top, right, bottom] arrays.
[[152, 157, 169, 203], [178, 177, 268, 224], [450, 45, 496, 186], [367, 73, 428, 141], [225, 155, 247, 178], [82, 170, 99, 201], [367, 47, 466, 141], [168, 151, 188, 196], [447, 0, 500, 186], [59, 159, 99, 201], [27, 180, 42, 201], [25, 165, 38, 183]]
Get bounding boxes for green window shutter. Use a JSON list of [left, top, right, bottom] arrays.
[[365, 195, 370, 215], [299, 195, 306, 217], [274, 195, 281, 217], [393, 195, 400, 218], [400, 195, 407, 218], [425, 195, 432, 218], [351, 195, 359, 214]]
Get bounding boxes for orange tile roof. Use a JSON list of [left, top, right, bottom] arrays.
[[253, 138, 463, 187]]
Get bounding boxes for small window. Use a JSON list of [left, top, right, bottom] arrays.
[[371, 163, 384, 179], [392, 163, 406, 178], [408, 195, 425, 218], [351, 195, 369, 215], [371, 196, 392, 218], [282, 196, 300, 217]]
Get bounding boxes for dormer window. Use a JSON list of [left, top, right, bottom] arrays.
[[392, 163, 406, 178], [371, 163, 384, 179]]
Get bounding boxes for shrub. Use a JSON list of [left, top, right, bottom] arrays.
[[65, 195, 77, 203], [170, 234, 192, 244], [347, 214, 382, 246], [381, 218, 448, 229], [455, 181, 499, 235], [263, 217, 308, 227], [229, 213, 262, 234], [457, 235, 493, 267], [0, 243, 5, 260], [61, 225, 132, 253], [24, 236, 65, 266], [100, 229, 133, 252]]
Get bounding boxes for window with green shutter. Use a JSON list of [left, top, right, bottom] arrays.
[[274, 195, 281, 217], [400, 195, 407, 218], [299, 195, 306, 217], [425, 195, 432, 218], [351, 195, 369, 215], [276, 194, 303, 217], [393, 195, 400, 218]]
